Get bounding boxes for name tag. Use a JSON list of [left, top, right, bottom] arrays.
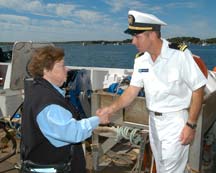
[[138, 68, 149, 73]]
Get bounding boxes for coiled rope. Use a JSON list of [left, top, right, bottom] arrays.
[[116, 126, 148, 145]]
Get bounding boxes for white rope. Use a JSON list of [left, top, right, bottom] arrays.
[[116, 126, 148, 145]]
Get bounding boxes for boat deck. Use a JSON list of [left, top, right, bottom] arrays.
[[0, 137, 215, 173], [0, 134, 135, 173], [0, 146, 133, 173], [1, 152, 216, 173]]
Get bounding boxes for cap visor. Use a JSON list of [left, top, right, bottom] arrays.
[[124, 28, 145, 35]]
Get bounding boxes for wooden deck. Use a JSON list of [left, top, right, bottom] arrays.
[[0, 135, 216, 173]]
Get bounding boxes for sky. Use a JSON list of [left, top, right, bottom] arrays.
[[0, 0, 215, 42]]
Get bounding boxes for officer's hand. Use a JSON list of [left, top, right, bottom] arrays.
[[180, 125, 196, 145], [96, 106, 113, 117]]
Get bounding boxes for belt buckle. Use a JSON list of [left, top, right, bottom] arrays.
[[154, 112, 162, 116]]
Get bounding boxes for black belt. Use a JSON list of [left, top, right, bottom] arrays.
[[151, 109, 188, 116], [152, 111, 162, 116]]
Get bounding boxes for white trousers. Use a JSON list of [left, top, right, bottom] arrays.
[[149, 110, 189, 173]]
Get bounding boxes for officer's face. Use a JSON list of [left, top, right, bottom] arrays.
[[132, 31, 151, 52]]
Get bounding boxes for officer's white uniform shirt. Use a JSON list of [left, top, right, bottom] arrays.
[[130, 38, 207, 112]]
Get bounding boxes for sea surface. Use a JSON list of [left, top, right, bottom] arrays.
[[1, 43, 216, 70], [56, 43, 216, 70]]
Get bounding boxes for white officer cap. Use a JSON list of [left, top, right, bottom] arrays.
[[124, 10, 167, 35]]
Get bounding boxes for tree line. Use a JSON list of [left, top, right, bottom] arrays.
[[123, 37, 216, 44], [1, 37, 216, 45], [167, 37, 216, 44]]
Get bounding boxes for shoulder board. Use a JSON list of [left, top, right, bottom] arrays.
[[135, 52, 144, 59], [169, 42, 188, 51]]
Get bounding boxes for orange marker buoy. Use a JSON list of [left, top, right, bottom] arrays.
[[193, 55, 208, 78], [213, 66, 216, 72]]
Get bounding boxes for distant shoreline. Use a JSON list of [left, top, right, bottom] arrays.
[[0, 37, 216, 45]]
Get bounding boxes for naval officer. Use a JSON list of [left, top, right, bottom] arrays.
[[96, 10, 207, 173]]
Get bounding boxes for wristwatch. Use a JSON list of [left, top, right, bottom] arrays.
[[186, 122, 197, 129]]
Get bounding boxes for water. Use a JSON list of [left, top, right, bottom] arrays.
[[1, 43, 216, 70], [189, 44, 216, 70], [56, 43, 136, 69], [55, 43, 216, 70]]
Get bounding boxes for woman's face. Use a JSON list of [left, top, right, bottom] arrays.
[[44, 59, 68, 87]]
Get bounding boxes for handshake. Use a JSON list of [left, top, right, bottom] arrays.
[[95, 106, 114, 124]]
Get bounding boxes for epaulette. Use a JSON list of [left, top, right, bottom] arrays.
[[135, 52, 144, 59], [169, 42, 188, 51]]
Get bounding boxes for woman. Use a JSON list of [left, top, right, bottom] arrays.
[[21, 46, 108, 173]]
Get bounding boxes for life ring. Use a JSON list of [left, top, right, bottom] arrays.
[[193, 55, 208, 78], [213, 66, 216, 72]]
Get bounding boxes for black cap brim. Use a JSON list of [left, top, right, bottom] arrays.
[[124, 28, 145, 36]]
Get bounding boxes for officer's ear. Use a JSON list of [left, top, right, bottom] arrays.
[[150, 31, 158, 40]]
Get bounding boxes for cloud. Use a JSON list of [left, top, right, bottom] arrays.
[[0, 0, 214, 42], [0, 14, 30, 25], [186, 20, 215, 39], [0, 10, 122, 42], [165, 2, 198, 9], [0, 0, 43, 13], [46, 3, 76, 17], [0, 0, 78, 18], [104, 0, 163, 13], [74, 10, 107, 24], [164, 18, 215, 39], [104, 0, 125, 12]]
